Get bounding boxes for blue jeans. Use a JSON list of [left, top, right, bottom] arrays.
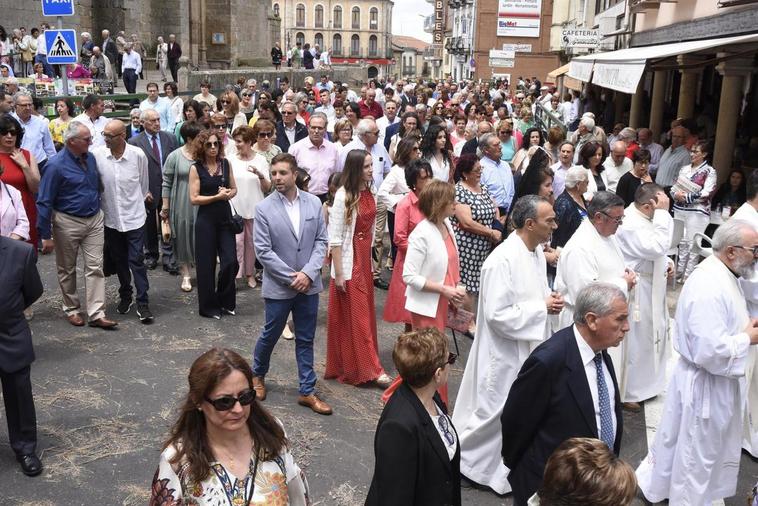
[[253, 293, 319, 396]]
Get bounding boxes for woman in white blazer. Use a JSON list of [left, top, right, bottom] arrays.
[[0, 179, 29, 240], [403, 179, 465, 330], [325, 149, 392, 388]]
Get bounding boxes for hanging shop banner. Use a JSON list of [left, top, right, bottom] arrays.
[[497, 0, 542, 38], [568, 60, 594, 83], [591, 61, 647, 94]]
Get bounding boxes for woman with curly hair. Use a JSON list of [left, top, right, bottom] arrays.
[[150, 348, 311, 505]]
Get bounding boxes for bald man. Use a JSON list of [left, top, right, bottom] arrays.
[[93, 120, 153, 322]]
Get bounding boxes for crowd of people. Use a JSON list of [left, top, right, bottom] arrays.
[[0, 24, 183, 93], [1, 70, 757, 506]]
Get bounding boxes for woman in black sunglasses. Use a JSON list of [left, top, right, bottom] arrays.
[[367, 328, 460, 506], [151, 348, 311, 505]]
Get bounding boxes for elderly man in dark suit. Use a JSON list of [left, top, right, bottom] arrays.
[[166, 34, 181, 83], [0, 236, 44, 476], [252, 153, 331, 415], [128, 108, 178, 272], [501, 282, 627, 505], [274, 101, 307, 153]]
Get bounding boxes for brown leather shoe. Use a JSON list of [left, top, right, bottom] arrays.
[[67, 314, 85, 327], [298, 394, 333, 415], [252, 376, 267, 401], [88, 317, 118, 329], [622, 401, 641, 412]]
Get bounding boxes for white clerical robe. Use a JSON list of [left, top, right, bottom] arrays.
[[615, 206, 673, 402], [729, 204, 758, 456], [554, 219, 630, 398], [636, 255, 751, 505], [451, 232, 550, 494]]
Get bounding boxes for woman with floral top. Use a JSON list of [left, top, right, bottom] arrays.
[[150, 348, 311, 505]]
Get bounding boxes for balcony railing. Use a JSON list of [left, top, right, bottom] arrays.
[[630, 0, 677, 10]]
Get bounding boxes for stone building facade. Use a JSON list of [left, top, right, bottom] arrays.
[[3, 0, 274, 69]]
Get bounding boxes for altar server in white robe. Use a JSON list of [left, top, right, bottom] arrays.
[[615, 183, 674, 409], [636, 219, 758, 506], [452, 195, 563, 495], [554, 191, 637, 399], [731, 169, 758, 456]]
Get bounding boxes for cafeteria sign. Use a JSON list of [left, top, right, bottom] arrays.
[[561, 28, 600, 49], [497, 0, 542, 38]]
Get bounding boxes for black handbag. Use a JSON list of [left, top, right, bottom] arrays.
[[222, 159, 244, 234]]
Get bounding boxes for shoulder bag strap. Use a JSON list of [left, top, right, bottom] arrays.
[[244, 449, 261, 506]]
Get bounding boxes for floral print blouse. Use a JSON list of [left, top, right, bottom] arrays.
[[150, 443, 311, 506]]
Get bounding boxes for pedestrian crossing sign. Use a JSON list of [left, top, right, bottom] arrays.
[[45, 29, 78, 64]]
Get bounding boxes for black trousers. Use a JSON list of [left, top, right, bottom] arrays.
[[105, 227, 150, 303], [194, 209, 238, 317], [144, 204, 175, 267], [387, 210, 397, 262], [168, 58, 179, 82], [123, 68, 137, 93], [1, 365, 37, 456]]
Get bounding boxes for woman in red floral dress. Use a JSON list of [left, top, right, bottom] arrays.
[[325, 149, 392, 387]]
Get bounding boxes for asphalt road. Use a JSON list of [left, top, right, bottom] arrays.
[[0, 254, 756, 505]]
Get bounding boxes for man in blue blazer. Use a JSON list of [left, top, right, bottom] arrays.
[[501, 282, 627, 505], [0, 237, 44, 476], [252, 153, 331, 415]]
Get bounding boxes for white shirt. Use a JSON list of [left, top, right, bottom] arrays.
[[121, 50, 142, 74], [36, 33, 46, 55], [284, 124, 297, 145], [92, 144, 149, 232], [73, 112, 109, 147], [376, 115, 400, 143], [573, 325, 617, 440], [276, 188, 301, 239], [602, 157, 633, 193]]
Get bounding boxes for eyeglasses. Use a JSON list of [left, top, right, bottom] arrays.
[[0, 129, 18, 136], [220, 100, 230, 105], [282, 111, 295, 115], [600, 211, 623, 225], [214, 124, 227, 130], [439, 352, 457, 369], [258, 131, 273, 138], [733, 245, 758, 256], [205, 141, 220, 148], [241, 93, 251, 97], [204, 388, 256, 411]]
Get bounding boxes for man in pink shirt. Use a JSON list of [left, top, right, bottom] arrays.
[[287, 112, 339, 202], [358, 89, 384, 120]]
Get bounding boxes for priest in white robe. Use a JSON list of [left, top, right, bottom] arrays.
[[452, 195, 562, 495], [731, 170, 758, 456], [636, 219, 758, 505], [554, 191, 636, 399], [615, 183, 673, 407]]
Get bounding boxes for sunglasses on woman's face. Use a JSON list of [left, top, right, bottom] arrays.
[[205, 141, 219, 148], [258, 131, 273, 138], [440, 352, 457, 369], [0, 129, 18, 136], [204, 388, 256, 411]]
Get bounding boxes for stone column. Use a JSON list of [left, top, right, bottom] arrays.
[[649, 70, 667, 141], [676, 55, 706, 119], [629, 77, 645, 129], [198, 0, 208, 68], [713, 55, 753, 183]]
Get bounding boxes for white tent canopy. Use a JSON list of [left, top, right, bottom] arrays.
[[567, 33, 758, 94]]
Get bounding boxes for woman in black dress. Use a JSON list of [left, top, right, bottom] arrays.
[[188, 130, 239, 319]]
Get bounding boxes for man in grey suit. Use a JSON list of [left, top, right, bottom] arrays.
[[128, 109, 178, 272], [0, 237, 44, 476], [252, 153, 332, 415]]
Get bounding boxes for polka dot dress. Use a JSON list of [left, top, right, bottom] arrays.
[[451, 182, 496, 293]]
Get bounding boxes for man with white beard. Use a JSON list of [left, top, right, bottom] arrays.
[[554, 191, 637, 399], [636, 219, 758, 505], [452, 195, 563, 495], [731, 169, 758, 456], [614, 183, 673, 410]]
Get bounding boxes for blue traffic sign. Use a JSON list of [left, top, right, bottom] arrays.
[[41, 0, 75, 16], [45, 29, 78, 64]]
